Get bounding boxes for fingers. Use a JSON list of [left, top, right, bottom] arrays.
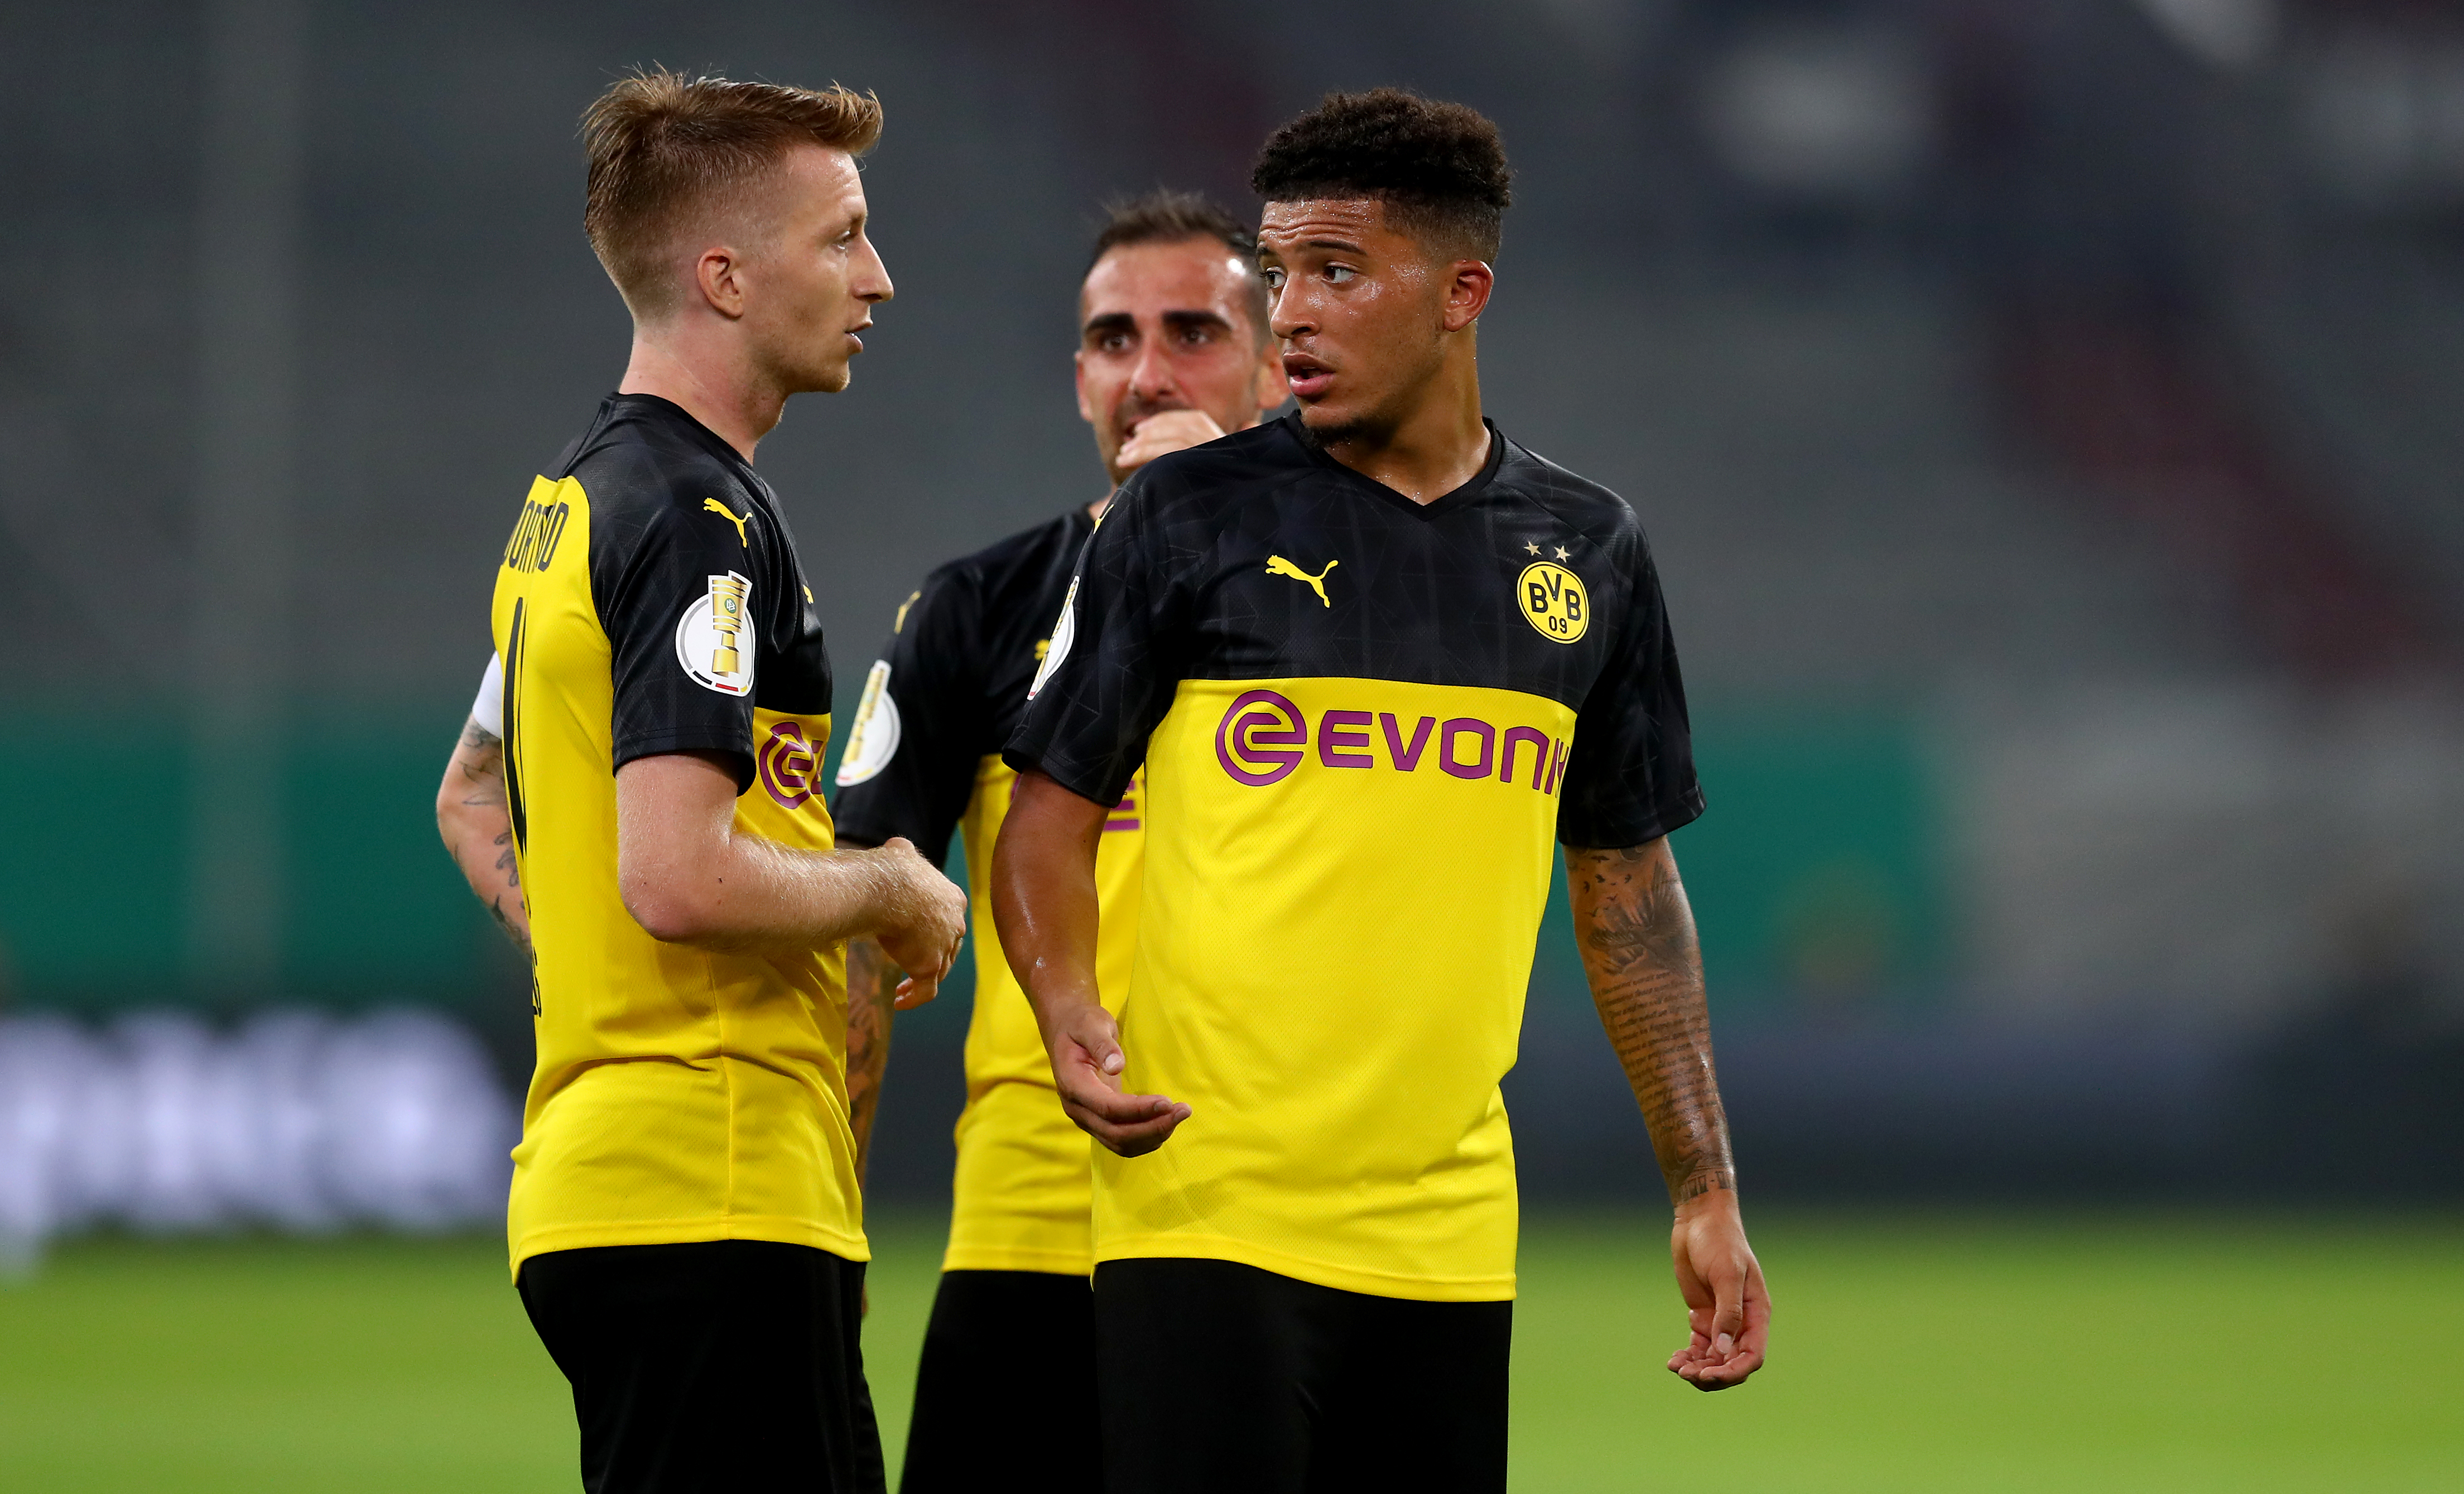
[[1063, 1092, 1191, 1157], [1080, 1027, 1125, 1079], [1666, 1209, 1770, 1392], [1707, 1266, 1745, 1364], [1673, 1267, 1767, 1390], [1116, 410, 1227, 471]]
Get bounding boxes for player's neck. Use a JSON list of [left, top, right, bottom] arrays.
[[1311, 353, 1487, 505], [617, 329, 784, 465]]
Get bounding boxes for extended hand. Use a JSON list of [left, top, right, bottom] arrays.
[[1666, 1189, 1769, 1391], [1113, 409, 1227, 475], [1043, 1000, 1188, 1156], [870, 836, 967, 1009]]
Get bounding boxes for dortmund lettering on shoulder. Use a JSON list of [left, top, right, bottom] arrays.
[[503, 489, 572, 575], [1214, 688, 1569, 795]]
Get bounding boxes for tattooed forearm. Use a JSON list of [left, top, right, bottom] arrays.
[[439, 715, 531, 957], [456, 721, 502, 787], [844, 935, 895, 1185], [1566, 838, 1736, 1207]]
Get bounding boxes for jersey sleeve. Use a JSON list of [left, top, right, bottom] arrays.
[[594, 489, 769, 792], [1003, 482, 1180, 807], [471, 653, 504, 738], [828, 574, 991, 869], [1556, 533, 1706, 847]]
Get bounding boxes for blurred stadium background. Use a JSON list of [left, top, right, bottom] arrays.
[[2, 0, 2460, 1487]]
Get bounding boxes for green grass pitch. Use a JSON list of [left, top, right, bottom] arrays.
[[1, 1211, 2457, 1491]]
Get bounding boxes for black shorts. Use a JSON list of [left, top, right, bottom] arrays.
[[898, 1270, 1097, 1493], [517, 1240, 886, 1494], [1094, 1257, 1512, 1494]]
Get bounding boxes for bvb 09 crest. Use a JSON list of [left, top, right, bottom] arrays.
[[1517, 561, 1588, 644]]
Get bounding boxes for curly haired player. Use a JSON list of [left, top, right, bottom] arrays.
[[994, 89, 1769, 1494]]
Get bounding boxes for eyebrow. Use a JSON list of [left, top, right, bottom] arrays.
[[1082, 309, 1235, 338], [1259, 236, 1364, 256]]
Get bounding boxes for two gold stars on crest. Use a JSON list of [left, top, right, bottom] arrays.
[[1523, 541, 1570, 560]]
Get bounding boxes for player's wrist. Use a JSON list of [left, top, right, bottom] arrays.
[[1028, 985, 1106, 1038], [1670, 1173, 1739, 1217]]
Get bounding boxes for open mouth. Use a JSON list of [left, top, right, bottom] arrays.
[[1282, 351, 1333, 401]]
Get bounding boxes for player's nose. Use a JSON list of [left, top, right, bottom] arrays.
[[1128, 338, 1178, 399], [855, 235, 894, 303], [1269, 281, 1313, 340]]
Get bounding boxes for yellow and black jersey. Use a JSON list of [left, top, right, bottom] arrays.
[[832, 509, 1143, 1276], [1004, 413, 1702, 1302], [492, 392, 862, 1279]]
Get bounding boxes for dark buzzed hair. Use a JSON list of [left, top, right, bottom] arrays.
[[1249, 88, 1512, 262], [1087, 190, 1272, 340], [583, 68, 884, 319]]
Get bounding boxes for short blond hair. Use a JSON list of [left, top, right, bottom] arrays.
[[581, 68, 883, 317]]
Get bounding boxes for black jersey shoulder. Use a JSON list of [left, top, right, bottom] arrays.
[[1113, 415, 1648, 551], [1103, 416, 1316, 532], [565, 393, 831, 721], [921, 507, 1094, 665], [1491, 436, 1653, 553], [561, 394, 766, 543], [830, 507, 1090, 860], [1086, 415, 1663, 710]]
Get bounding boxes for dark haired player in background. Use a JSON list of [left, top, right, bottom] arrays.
[[995, 90, 1770, 1492], [829, 190, 1284, 1491]]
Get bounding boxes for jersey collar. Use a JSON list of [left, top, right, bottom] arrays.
[[1283, 412, 1509, 520]]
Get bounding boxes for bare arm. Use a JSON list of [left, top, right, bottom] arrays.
[[842, 934, 896, 1184], [990, 768, 1187, 1155], [1566, 837, 1769, 1391], [614, 751, 967, 1001], [436, 716, 531, 956]]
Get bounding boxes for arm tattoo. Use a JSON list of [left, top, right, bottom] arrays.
[[446, 717, 526, 953], [488, 894, 532, 959], [456, 720, 502, 787], [844, 937, 895, 1185], [1567, 841, 1737, 1207]]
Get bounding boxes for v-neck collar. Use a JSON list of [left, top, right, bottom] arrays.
[[1284, 412, 1508, 521]]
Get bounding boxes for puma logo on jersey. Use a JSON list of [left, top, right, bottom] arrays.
[[1266, 555, 1338, 608], [703, 498, 749, 548]]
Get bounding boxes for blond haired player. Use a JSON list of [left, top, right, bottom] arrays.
[[436, 70, 964, 1494]]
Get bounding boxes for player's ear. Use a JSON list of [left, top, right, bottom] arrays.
[[695, 245, 749, 320], [1441, 258, 1493, 334]]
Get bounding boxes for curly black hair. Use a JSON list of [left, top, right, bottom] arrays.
[[1249, 88, 1512, 261]]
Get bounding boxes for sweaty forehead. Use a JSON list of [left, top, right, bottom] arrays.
[[1079, 238, 1252, 322], [1257, 199, 1390, 247]]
